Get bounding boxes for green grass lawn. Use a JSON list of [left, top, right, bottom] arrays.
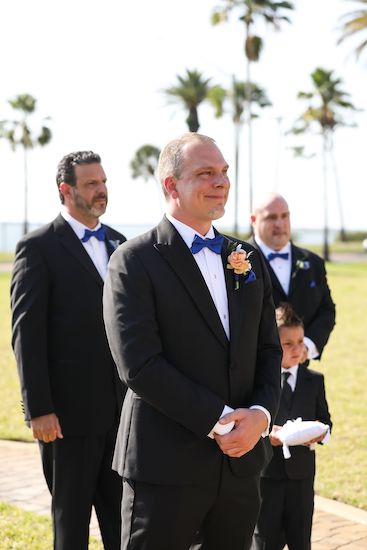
[[0, 273, 30, 440], [0, 502, 103, 549], [1, 263, 367, 510], [313, 262, 367, 509], [0, 252, 15, 263]]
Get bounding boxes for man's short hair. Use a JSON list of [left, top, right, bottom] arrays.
[[56, 151, 101, 203], [157, 133, 215, 197]]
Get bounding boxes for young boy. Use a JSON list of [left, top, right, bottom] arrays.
[[252, 302, 332, 550]]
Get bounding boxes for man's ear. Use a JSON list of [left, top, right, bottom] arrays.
[[163, 176, 178, 199], [59, 182, 72, 201]]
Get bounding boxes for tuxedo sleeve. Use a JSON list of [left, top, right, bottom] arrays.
[[248, 250, 282, 421], [315, 374, 332, 431], [11, 238, 54, 421], [103, 245, 225, 438], [304, 257, 335, 357]]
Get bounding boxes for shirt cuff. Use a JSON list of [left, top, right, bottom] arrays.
[[208, 405, 234, 439], [249, 405, 271, 437], [304, 336, 319, 359], [321, 426, 331, 444]]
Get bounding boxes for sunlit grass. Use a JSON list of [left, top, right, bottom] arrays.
[[313, 262, 367, 509], [1, 262, 366, 509], [0, 502, 103, 549]]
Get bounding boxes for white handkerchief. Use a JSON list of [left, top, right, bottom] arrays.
[[208, 405, 234, 439]]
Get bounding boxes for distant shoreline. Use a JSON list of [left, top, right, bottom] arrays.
[[1, 221, 366, 253]]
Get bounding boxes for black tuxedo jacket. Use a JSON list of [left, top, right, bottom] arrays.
[[11, 214, 126, 436], [248, 239, 336, 358], [263, 365, 332, 480], [103, 216, 282, 487]]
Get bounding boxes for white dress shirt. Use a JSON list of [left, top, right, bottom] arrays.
[[256, 237, 319, 360], [167, 215, 270, 437], [256, 238, 292, 295], [61, 208, 109, 280], [166, 214, 229, 338]]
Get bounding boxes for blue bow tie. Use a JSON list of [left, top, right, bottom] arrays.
[[267, 252, 289, 261], [191, 234, 224, 254], [81, 226, 105, 243]]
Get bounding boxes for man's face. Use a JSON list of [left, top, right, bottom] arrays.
[[65, 163, 108, 225], [279, 325, 305, 369], [251, 196, 291, 250], [167, 140, 230, 234]]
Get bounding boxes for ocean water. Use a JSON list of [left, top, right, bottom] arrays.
[[0, 221, 337, 253]]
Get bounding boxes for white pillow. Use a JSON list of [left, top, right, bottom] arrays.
[[276, 417, 330, 459]]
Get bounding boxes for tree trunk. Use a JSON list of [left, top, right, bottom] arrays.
[[233, 122, 240, 236], [329, 134, 347, 242], [23, 147, 29, 235], [322, 133, 330, 261], [245, 25, 254, 236], [186, 107, 199, 133]]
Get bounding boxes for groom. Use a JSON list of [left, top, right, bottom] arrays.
[[103, 133, 282, 550]]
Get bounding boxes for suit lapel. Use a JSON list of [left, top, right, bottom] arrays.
[[53, 214, 104, 286], [266, 257, 287, 298], [293, 365, 312, 409], [288, 244, 306, 296], [221, 236, 243, 352], [104, 226, 120, 258], [223, 237, 267, 358], [154, 218, 228, 349]]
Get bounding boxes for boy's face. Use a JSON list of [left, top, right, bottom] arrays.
[[279, 325, 305, 369]]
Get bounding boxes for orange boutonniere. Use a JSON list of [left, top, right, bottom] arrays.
[[227, 243, 253, 290]]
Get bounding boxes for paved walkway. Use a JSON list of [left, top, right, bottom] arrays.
[[1, 440, 367, 548]]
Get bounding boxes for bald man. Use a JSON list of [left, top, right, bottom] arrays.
[[248, 193, 335, 363]]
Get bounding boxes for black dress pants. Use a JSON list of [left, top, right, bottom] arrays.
[[39, 423, 122, 550], [252, 476, 314, 550], [121, 459, 261, 550]]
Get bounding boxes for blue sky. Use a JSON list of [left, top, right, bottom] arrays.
[[1, 0, 366, 232]]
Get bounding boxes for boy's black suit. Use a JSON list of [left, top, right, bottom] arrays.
[[11, 214, 126, 549], [252, 365, 332, 550], [248, 239, 335, 359], [265, 366, 331, 480]]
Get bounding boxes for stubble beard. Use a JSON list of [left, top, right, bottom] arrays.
[[208, 204, 225, 220], [73, 190, 107, 220]]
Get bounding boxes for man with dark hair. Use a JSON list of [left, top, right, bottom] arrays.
[[11, 151, 126, 550], [103, 133, 282, 550], [56, 150, 102, 201], [249, 193, 335, 365]]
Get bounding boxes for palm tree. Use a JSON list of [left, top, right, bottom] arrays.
[[211, 1, 294, 216], [130, 144, 161, 184], [130, 144, 164, 212], [292, 68, 358, 260], [164, 69, 213, 132], [1, 94, 52, 235], [338, 0, 367, 60], [209, 78, 271, 235]]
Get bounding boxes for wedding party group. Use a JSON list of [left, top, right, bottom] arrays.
[[10, 133, 335, 550]]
